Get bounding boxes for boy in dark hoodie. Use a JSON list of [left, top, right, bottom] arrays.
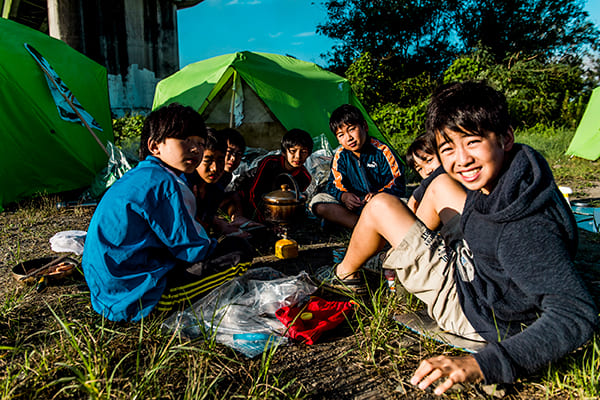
[[314, 81, 598, 394]]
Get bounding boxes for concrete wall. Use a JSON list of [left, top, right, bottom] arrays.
[[47, 0, 200, 117]]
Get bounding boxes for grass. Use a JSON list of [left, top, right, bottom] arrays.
[[1, 125, 600, 399]]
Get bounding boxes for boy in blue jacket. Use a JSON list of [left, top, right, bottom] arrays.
[[315, 81, 598, 393], [82, 104, 253, 322], [309, 104, 405, 229]]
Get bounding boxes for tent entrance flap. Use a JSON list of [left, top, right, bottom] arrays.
[[202, 75, 287, 150]]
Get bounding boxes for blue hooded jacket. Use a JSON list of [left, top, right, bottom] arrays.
[[82, 156, 217, 321]]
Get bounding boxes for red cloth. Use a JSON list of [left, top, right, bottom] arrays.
[[275, 296, 354, 345]]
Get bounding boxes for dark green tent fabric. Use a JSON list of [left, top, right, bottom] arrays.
[[566, 87, 600, 161], [153, 51, 389, 151], [0, 18, 113, 211]]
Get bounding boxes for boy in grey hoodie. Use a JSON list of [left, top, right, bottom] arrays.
[[315, 81, 598, 394]]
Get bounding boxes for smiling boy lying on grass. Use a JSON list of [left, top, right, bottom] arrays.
[[315, 81, 598, 394]]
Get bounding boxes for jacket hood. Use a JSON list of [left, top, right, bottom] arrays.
[[464, 144, 565, 224]]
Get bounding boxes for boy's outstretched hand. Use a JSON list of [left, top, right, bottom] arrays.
[[410, 355, 483, 395]]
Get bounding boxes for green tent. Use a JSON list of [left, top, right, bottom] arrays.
[[566, 87, 600, 161], [153, 51, 389, 150], [0, 18, 113, 212]]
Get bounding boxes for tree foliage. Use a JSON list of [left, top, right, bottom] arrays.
[[317, 0, 458, 76], [318, 0, 599, 155], [444, 48, 589, 128], [318, 0, 598, 75], [454, 0, 598, 63]]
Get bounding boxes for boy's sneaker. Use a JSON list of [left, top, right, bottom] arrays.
[[313, 264, 367, 296]]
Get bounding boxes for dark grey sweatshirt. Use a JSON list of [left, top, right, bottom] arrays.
[[457, 144, 598, 383]]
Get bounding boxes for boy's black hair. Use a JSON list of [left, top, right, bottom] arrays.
[[426, 81, 511, 146], [205, 127, 227, 154], [329, 104, 367, 134], [139, 103, 207, 160], [220, 128, 246, 152], [281, 128, 314, 156], [405, 133, 437, 171]]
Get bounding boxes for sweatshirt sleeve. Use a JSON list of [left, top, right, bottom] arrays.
[[473, 219, 599, 383]]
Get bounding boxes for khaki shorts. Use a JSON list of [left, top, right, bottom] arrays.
[[383, 216, 484, 341], [308, 192, 343, 214]]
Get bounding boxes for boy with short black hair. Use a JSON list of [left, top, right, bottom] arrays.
[[315, 81, 598, 393], [82, 104, 253, 322], [185, 127, 245, 236], [235, 128, 313, 222], [405, 133, 445, 228], [218, 127, 246, 189], [310, 104, 405, 229]]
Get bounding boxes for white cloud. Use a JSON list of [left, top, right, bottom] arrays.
[[269, 32, 282, 38], [294, 32, 315, 38], [291, 42, 303, 46], [226, 0, 239, 5], [247, 0, 261, 4], [248, 38, 256, 42]]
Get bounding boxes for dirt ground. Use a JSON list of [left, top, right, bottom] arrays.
[[1, 182, 599, 399]]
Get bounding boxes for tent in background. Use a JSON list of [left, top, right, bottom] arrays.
[[0, 18, 113, 212], [566, 87, 600, 161], [152, 51, 390, 151]]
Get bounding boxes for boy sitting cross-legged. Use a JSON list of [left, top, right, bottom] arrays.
[[82, 104, 254, 322], [309, 104, 405, 229], [315, 81, 598, 393]]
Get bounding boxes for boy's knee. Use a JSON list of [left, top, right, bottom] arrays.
[[363, 193, 407, 217]]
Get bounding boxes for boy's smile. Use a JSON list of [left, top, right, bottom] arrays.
[[150, 136, 204, 174], [436, 128, 513, 194], [335, 123, 368, 156], [284, 145, 310, 170]]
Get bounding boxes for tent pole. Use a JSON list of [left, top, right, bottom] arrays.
[[229, 71, 236, 128], [33, 59, 110, 157]]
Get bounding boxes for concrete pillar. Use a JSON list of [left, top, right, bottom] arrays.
[[47, 0, 185, 116]]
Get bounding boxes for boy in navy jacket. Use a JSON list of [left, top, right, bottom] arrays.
[[315, 82, 598, 393], [309, 104, 404, 229]]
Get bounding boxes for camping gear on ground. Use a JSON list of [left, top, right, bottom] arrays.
[[162, 267, 318, 358], [0, 18, 113, 212], [12, 255, 79, 290], [275, 296, 355, 345], [262, 174, 307, 225], [152, 51, 392, 152], [566, 86, 600, 161], [262, 173, 306, 259], [571, 199, 600, 233], [394, 310, 486, 354], [49, 230, 87, 255], [559, 186, 573, 206]]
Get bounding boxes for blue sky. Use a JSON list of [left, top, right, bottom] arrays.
[[178, 0, 600, 69]]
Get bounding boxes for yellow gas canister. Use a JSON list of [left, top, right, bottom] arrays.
[[275, 237, 298, 259]]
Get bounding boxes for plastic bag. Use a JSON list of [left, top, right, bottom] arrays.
[[304, 149, 333, 203], [162, 267, 318, 358], [82, 141, 135, 200], [49, 230, 87, 255]]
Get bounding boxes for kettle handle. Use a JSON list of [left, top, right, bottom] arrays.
[[275, 173, 300, 201]]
